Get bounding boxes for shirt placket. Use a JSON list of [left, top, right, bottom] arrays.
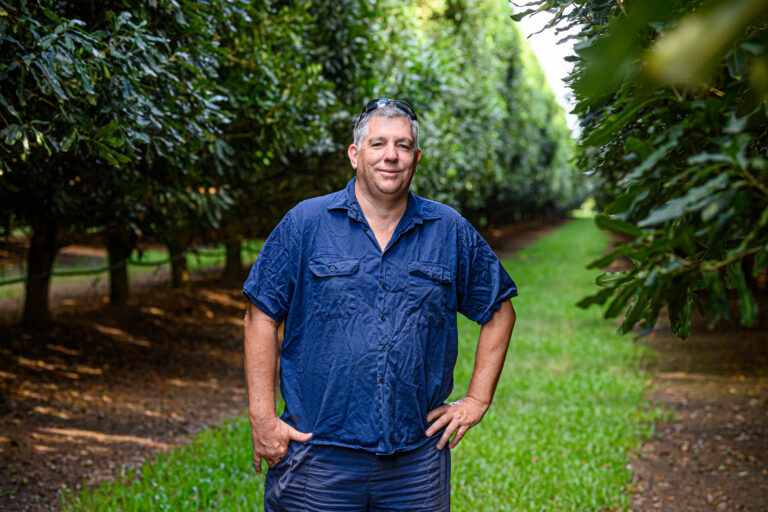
[[352, 201, 419, 454], [376, 252, 391, 452], [355, 216, 392, 452]]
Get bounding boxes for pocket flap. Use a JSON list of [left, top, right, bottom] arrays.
[[309, 257, 359, 277], [408, 261, 452, 284]]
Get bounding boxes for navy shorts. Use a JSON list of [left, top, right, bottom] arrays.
[[264, 438, 451, 511]]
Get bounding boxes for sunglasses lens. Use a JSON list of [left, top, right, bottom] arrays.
[[357, 99, 417, 124], [394, 100, 416, 120]]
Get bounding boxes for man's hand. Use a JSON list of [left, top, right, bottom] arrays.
[[425, 395, 489, 450], [249, 416, 312, 473]]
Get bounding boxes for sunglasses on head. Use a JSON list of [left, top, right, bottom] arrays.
[[355, 99, 418, 128]]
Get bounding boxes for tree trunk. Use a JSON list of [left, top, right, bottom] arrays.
[[166, 230, 190, 288], [107, 232, 133, 307], [222, 239, 243, 284], [22, 223, 59, 331]]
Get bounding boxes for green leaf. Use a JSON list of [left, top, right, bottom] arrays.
[[687, 152, 732, 165], [605, 281, 639, 319], [60, 131, 77, 152], [724, 113, 748, 134], [510, 9, 538, 22], [726, 47, 748, 80], [100, 151, 119, 167], [702, 270, 731, 327], [113, 151, 131, 164], [667, 286, 692, 339], [0, 91, 20, 119], [96, 120, 120, 138], [595, 213, 643, 238], [621, 286, 653, 334], [576, 287, 615, 309], [2, 124, 22, 145], [584, 96, 665, 147], [638, 173, 731, 227], [725, 262, 758, 325], [586, 248, 626, 270], [595, 271, 634, 287]]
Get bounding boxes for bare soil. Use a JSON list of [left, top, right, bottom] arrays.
[[481, 217, 568, 259], [0, 273, 249, 511], [629, 306, 768, 512]]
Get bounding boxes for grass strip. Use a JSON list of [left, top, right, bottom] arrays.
[[61, 218, 660, 511]]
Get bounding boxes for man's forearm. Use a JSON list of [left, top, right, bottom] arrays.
[[425, 300, 516, 449], [466, 300, 516, 407], [244, 302, 281, 420]]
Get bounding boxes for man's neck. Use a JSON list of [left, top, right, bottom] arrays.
[[354, 180, 409, 251], [354, 179, 409, 225]]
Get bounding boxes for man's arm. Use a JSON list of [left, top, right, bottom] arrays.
[[425, 300, 516, 450], [244, 302, 311, 473]]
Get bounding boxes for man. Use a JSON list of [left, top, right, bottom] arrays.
[[243, 99, 517, 511]]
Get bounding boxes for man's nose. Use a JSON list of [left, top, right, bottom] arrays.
[[383, 143, 398, 161]]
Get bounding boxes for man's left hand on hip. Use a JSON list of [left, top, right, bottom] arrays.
[[425, 395, 490, 450]]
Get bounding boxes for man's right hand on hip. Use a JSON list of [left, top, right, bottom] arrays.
[[249, 416, 312, 473]]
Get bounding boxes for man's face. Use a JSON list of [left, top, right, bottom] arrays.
[[348, 115, 421, 200]]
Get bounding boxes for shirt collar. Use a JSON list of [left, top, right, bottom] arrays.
[[327, 177, 441, 225]]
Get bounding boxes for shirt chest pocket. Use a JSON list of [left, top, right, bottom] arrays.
[[407, 261, 453, 327], [309, 256, 360, 320]]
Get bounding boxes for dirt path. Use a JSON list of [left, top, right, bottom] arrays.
[[629, 307, 768, 512]]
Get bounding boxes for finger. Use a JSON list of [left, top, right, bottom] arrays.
[[426, 405, 448, 423], [267, 445, 288, 467], [437, 421, 459, 450], [287, 426, 312, 442], [425, 412, 453, 437], [448, 425, 469, 449], [253, 456, 263, 474]]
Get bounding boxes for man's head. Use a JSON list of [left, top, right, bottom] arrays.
[[353, 99, 419, 151], [348, 99, 422, 202]]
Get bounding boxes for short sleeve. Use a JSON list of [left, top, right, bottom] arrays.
[[242, 209, 300, 322], [456, 218, 518, 324]]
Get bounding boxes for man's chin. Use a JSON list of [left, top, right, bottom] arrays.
[[375, 180, 409, 195]]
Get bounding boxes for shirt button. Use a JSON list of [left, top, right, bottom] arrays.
[[329, 266, 336, 272], [380, 346, 386, 351], [381, 283, 387, 290], [380, 315, 385, 321], [379, 378, 385, 383], [363, 226, 368, 231]]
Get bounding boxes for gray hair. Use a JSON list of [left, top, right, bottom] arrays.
[[353, 105, 419, 152]]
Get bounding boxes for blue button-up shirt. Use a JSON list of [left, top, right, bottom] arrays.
[[243, 178, 517, 455]]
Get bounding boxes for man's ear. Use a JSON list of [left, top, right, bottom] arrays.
[[347, 144, 359, 170], [415, 148, 422, 165]]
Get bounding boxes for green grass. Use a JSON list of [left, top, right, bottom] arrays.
[[0, 241, 263, 300], [61, 219, 660, 511]]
